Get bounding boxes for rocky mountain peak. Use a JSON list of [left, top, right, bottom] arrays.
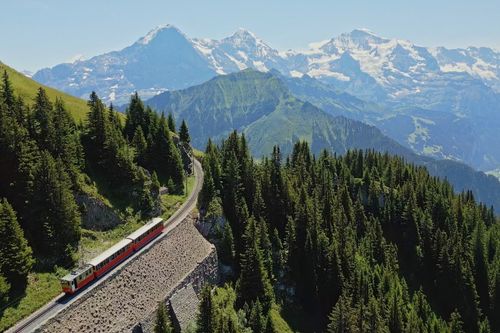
[[137, 24, 185, 45]]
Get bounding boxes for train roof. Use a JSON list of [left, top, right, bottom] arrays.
[[87, 238, 132, 267], [126, 217, 164, 241], [61, 264, 93, 282]]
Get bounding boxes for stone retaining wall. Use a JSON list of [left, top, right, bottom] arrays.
[[137, 248, 219, 332], [37, 216, 216, 333]]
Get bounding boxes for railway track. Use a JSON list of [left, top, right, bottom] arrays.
[[6, 160, 203, 333]]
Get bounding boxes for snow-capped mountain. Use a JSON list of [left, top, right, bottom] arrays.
[[32, 25, 500, 171], [33, 25, 216, 104], [432, 46, 500, 92], [192, 28, 289, 75], [33, 25, 500, 105]]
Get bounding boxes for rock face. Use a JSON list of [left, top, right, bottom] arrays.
[[76, 193, 122, 230], [168, 284, 200, 332], [38, 215, 217, 333], [137, 251, 218, 333]]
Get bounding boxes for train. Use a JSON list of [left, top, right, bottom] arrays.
[[60, 217, 165, 294]]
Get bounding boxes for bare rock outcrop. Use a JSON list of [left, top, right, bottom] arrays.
[[76, 193, 122, 230]]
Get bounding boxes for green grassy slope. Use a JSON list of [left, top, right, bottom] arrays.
[[147, 69, 407, 158], [0, 62, 91, 122]]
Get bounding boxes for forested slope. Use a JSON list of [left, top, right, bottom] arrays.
[[194, 131, 500, 333], [147, 70, 500, 213], [0, 69, 189, 327]]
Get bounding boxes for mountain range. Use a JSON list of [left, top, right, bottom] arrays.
[[31, 25, 500, 172], [32, 25, 500, 104], [146, 69, 500, 212]]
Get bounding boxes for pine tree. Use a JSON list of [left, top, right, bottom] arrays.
[[154, 301, 174, 333], [472, 220, 489, 312], [108, 103, 122, 132], [197, 286, 214, 333], [0, 199, 34, 287], [30, 152, 80, 264], [0, 273, 9, 306], [327, 295, 352, 333], [238, 218, 275, 310], [32, 87, 56, 151], [263, 146, 289, 235], [124, 92, 147, 140], [199, 167, 216, 209], [87, 91, 107, 148], [151, 115, 184, 193], [248, 299, 267, 333], [179, 119, 191, 144], [132, 126, 147, 163], [219, 222, 235, 265], [490, 261, 500, 332], [449, 310, 465, 333], [53, 98, 84, 172], [1, 70, 14, 108], [151, 171, 161, 196], [167, 113, 176, 133]]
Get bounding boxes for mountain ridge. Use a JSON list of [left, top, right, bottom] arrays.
[[146, 69, 500, 212], [31, 25, 500, 170], [32, 25, 500, 104]]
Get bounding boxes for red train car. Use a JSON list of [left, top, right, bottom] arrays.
[[88, 239, 133, 278], [60, 264, 94, 294], [126, 217, 164, 251], [60, 218, 165, 294]]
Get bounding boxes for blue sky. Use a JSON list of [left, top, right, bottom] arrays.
[[1, 0, 499, 72]]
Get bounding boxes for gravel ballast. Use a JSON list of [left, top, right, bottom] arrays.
[[39, 216, 213, 333]]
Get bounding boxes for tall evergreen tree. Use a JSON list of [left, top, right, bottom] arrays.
[[0, 199, 33, 287], [237, 218, 274, 309], [30, 152, 80, 264], [199, 167, 216, 209], [327, 295, 353, 333], [151, 115, 184, 193], [1, 70, 14, 108], [197, 286, 214, 333], [179, 119, 191, 144], [0, 273, 9, 306], [124, 92, 147, 140], [132, 126, 147, 163], [154, 301, 174, 333], [52, 98, 84, 172], [248, 299, 267, 333], [219, 222, 235, 265], [86, 91, 107, 148], [32, 88, 55, 151], [167, 113, 176, 133]]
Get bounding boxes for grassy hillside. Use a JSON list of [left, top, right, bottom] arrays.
[[0, 62, 90, 122], [147, 69, 421, 158], [147, 69, 288, 149]]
